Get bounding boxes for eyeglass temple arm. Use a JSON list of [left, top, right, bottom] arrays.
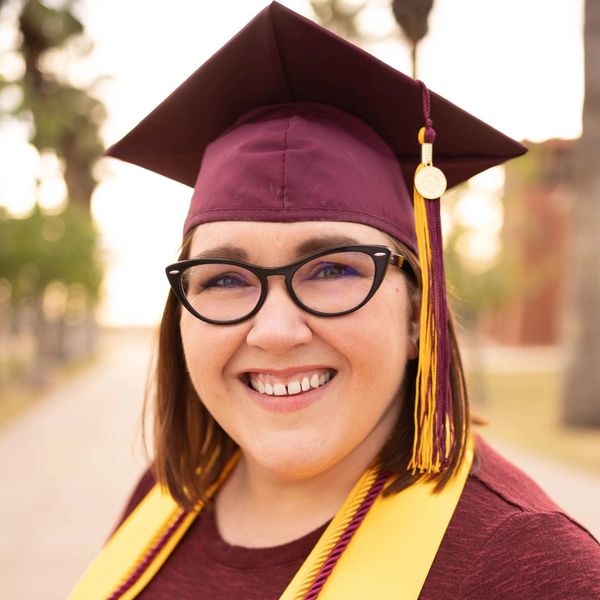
[[389, 253, 404, 268], [389, 252, 419, 283]]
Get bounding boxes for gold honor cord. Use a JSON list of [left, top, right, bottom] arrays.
[[281, 467, 380, 600]]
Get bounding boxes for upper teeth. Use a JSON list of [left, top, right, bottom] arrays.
[[249, 370, 333, 396]]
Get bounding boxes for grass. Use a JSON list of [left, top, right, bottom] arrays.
[[470, 370, 600, 474], [0, 384, 40, 427]]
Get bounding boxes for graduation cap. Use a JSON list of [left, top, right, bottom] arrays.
[[106, 1, 526, 474]]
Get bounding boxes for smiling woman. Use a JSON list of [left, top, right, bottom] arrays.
[[69, 3, 600, 599]]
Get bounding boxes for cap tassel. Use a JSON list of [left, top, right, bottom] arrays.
[[408, 82, 454, 474]]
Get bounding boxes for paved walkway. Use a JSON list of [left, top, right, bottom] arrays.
[[0, 333, 598, 600], [0, 329, 153, 600]]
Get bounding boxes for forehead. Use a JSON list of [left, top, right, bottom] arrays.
[[189, 221, 392, 263]]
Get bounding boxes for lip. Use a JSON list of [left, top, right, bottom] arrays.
[[240, 366, 336, 414]]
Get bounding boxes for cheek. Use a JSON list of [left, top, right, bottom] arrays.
[[332, 284, 411, 385], [179, 314, 243, 397], [387, 282, 417, 359], [370, 285, 410, 350]]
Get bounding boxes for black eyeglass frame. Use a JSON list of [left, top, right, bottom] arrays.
[[165, 244, 414, 325]]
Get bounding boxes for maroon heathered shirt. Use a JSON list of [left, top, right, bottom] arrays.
[[114, 438, 600, 599]]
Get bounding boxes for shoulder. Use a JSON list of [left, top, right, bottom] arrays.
[[458, 510, 600, 598], [455, 437, 600, 598], [470, 436, 566, 513]]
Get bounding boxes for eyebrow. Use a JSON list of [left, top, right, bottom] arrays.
[[294, 235, 360, 257], [189, 235, 361, 262], [190, 245, 249, 261]]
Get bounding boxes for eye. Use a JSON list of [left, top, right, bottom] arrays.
[[203, 272, 252, 289], [308, 261, 360, 279]]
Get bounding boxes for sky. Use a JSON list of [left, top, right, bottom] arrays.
[[0, 0, 585, 325]]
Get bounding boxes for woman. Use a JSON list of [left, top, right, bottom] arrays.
[[70, 3, 600, 599]]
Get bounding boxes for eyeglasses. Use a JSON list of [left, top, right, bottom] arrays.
[[166, 245, 413, 325]]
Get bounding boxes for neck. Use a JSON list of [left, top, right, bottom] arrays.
[[215, 430, 392, 548]]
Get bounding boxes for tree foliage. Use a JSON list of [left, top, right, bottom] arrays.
[[443, 208, 519, 328], [0, 0, 105, 297], [310, 0, 367, 40], [0, 204, 102, 307]]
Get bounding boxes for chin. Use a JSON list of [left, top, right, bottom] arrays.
[[244, 433, 348, 482]]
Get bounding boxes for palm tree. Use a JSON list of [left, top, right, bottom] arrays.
[[17, 0, 105, 213], [309, 1, 435, 78], [562, 0, 600, 426], [391, 0, 434, 78]]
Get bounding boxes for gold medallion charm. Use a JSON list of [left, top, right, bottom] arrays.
[[415, 165, 447, 199]]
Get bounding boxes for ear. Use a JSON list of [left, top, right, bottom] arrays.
[[406, 288, 420, 360]]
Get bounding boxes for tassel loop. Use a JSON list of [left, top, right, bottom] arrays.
[[416, 81, 436, 144]]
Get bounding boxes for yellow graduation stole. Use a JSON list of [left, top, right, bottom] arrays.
[[69, 443, 472, 600]]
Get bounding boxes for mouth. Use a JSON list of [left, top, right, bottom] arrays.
[[243, 368, 337, 397]]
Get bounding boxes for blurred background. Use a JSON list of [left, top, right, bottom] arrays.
[[0, 0, 599, 598]]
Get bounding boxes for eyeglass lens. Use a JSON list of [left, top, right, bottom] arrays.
[[181, 250, 377, 322]]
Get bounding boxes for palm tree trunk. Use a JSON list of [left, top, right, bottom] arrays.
[[562, 0, 600, 426]]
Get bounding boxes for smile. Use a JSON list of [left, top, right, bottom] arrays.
[[245, 368, 336, 397]]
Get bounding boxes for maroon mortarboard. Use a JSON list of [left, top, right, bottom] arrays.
[[105, 1, 526, 474]]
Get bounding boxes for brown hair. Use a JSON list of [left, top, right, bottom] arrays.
[[148, 230, 470, 510]]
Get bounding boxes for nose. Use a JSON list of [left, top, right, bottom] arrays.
[[245, 277, 313, 354]]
